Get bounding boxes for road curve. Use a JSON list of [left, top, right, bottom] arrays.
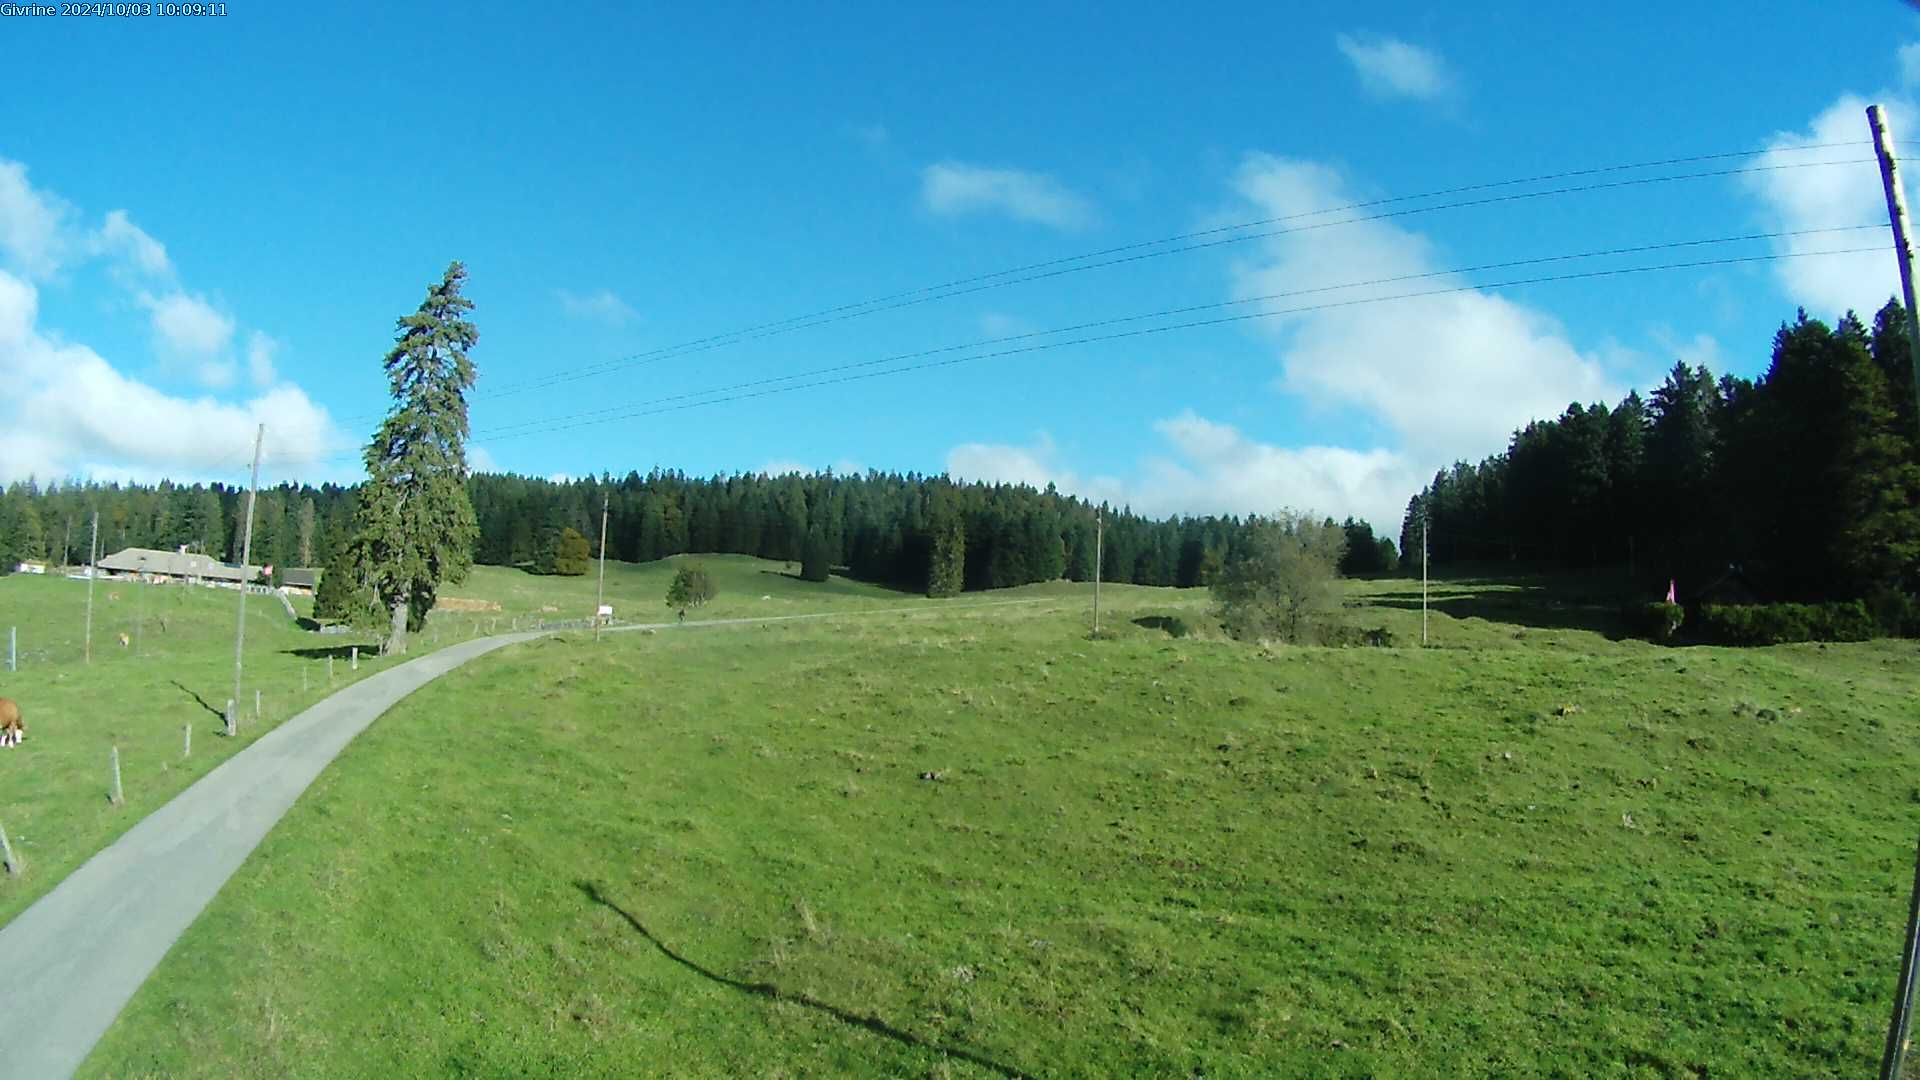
[[0, 597, 1048, 1078]]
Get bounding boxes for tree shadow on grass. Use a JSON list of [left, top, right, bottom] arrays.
[[167, 680, 225, 722], [1360, 587, 1630, 638], [281, 644, 372, 660], [574, 881, 1034, 1079]]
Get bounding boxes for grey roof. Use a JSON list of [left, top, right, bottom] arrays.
[[96, 548, 259, 582], [280, 568, 320, 588]]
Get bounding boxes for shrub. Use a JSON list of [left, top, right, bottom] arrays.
[[1694, 601, 1877, 645], [1633, 601, 1685, 642], [1323, 625, 1396, 648], [1211, 511, 1345, 643], [665, 563, 717, 610]]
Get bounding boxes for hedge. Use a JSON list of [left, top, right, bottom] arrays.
[[1694, 600, 1877, 645]]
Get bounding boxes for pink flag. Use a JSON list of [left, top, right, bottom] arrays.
[[1665, 579, 1676, 604]]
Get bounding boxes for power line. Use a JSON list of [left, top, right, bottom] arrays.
[[448, 244, 1879, 448], [466, 224, 1883, 441], [267, 240, 1882, 470], [334, 144, 1876, 423]]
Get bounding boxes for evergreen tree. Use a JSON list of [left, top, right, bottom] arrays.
[[800, 524, 833, 582], [927, 513, 965, 598], [339, 261, 481, 651]]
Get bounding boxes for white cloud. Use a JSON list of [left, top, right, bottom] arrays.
[[547, 472, 574, 484], [91, 209, 171, 278], [921, 162, 1095, 230], [469, 445, 500, 474], [1741, 92, 1906, 318], [245, 330, 279, 388], [1335, 33, 1454, 101], [556, 288, 638, 326], [1902, 43, 1920, 87], [141, 290, 235, 356], [0, 269, 347, 486], [0, 159, 73, 278], [944, 416, 1418, 530], [1227, 154, 1622, 459], [947, 433, 1075, 491]]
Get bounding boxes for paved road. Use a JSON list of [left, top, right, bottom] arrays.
[[0, 597, 1048, 1078]]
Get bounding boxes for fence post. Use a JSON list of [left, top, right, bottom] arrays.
[[7, 625, 13, 672], [183, 723, 191, 758], [0, 818, 17, 875], [109, 746, 123, 805], [351, 646, 358, 671], [328, 656, 335, 683], [225, 699, 236, 738], [1882, 832, 1920, 1079], [255, 689, 262, 722]]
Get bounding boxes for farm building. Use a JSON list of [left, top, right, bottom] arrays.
[[94, 547, 262, 587], [12, 561, 47, 575], [280, 567, 321, 596]]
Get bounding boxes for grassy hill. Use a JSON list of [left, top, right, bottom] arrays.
[[433, 555, 942, 627], [81, 574, 1920, 1076]]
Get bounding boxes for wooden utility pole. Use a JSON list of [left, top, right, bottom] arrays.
[[595, 493, 610, 641], [1092, 507, 1104, 638], [1883, 834, 1920, 1080], [231, 424, 264, 717], [1421, 514, 1429, 647], [1869, 104, 1920, 436], [83, 510, 99, 664]]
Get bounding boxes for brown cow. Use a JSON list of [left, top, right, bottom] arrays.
[[0, 698, 22, 748]]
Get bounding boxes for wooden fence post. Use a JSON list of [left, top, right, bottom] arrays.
[[109, 746, 124, 805], [183, 723, 191, 758], [225, 699, 236, 738], [255, 689, 262, 722], [351, 646, 358, 671], [0, 818, 18, 875]]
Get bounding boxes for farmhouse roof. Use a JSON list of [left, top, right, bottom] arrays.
[[95, 547, 259, 582], [280, 567, 320, 588]]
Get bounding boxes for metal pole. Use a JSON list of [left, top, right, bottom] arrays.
[[7, 626, 13, 672], [1869, 104, 1920, 437], [596, 494, 610, 641], [1092, 507, 1104, 638], [84, 510, 98, 664], [1883, 833, 1920, 1079], [232, 423, 263, 714]]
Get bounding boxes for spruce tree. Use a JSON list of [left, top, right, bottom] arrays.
[[339, 262, 480, 652]]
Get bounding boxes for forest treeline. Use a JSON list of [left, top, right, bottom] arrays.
[[0, 468, 1399, 596], [1402, 300, 1920, 618]]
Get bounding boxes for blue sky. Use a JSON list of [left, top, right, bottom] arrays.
[[3, 2, 1917, 531]]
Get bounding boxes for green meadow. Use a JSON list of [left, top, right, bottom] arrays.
[[75, 566, 1920, 1077], [0, 573, 388, 929]]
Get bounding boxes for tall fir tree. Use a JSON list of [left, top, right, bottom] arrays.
[[338, 261, 480, 652]]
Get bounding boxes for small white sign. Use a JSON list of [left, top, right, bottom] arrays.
[[596, 604, 613, 617]]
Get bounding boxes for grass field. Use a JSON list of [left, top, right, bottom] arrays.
[[432, 555, 938, 628], [79, 568, 1920, 1077], [0, 573, 397, 929]]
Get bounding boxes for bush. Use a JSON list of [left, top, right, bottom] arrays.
[[1323, 624, 1396, 648], [665, 563, 717, 611], [1694, 601, 1877, 645], [1629, 601, 1685, 643], [1211, 511, 1345, 643]]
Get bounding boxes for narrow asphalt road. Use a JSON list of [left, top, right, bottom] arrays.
[[0, 597, 1048, 1079]]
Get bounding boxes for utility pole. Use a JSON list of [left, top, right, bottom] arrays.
[[595, 493, 610, 641], [1421, 514, 1429, 647], [1868, 104, 1920, 436], [1092, 507, 1104, 638], [83, 510, 99, 663], [232, 424, 263, 718]]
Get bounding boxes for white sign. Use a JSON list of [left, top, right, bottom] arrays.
[[597, 605, 613, 617]]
